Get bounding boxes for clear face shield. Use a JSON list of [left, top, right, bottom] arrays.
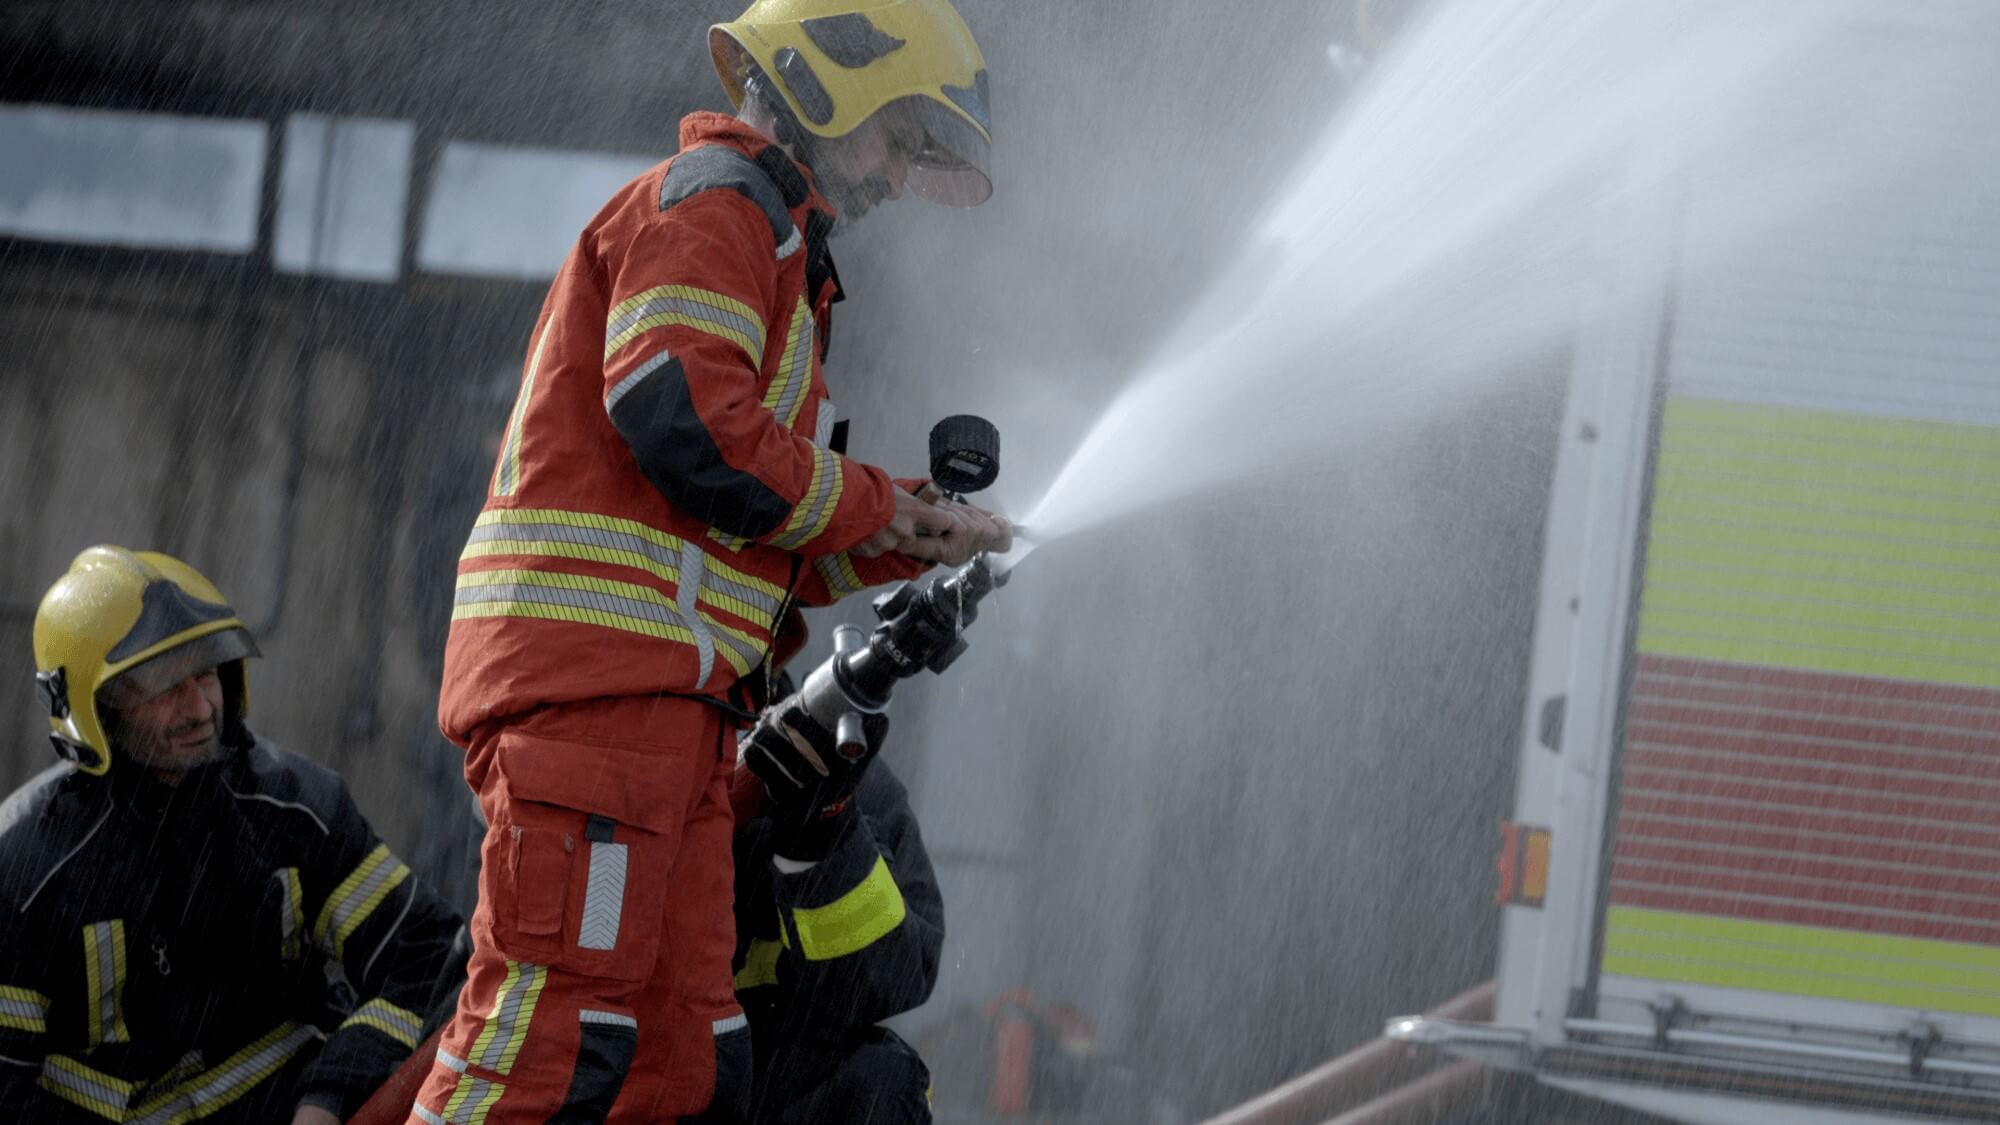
[[817, 94, 992, 232]]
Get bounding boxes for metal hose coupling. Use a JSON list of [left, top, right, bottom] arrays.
[[798, 552, 1011, 752]]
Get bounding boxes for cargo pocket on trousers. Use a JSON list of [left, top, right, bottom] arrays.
[[490, 727, 695, 983], [552, 1008, 639, 1124]]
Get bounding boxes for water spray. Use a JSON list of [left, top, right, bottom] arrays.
[[795, 415, 1014, 754]]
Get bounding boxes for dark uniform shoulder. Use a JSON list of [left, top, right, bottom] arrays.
[[0, 761, 105, 911], [220, 737, 352, 839], [855, 761, 912, 819], [658, 143, 806, 252]]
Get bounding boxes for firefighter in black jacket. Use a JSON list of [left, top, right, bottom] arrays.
[[734, 687, 944, 1124], [1, 546, 463, 1124]]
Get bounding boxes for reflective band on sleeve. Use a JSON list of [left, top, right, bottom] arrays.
[[604, 349, 675, 415], [82, 920, 129, 1046], [775, 227, 802, 259], [712, 1012, 748, 1035], [733, 939, 783, 991], [579, 1009, 638, 1029], [315, 844, 411, 961], [344, 997, 425, 1050], [126, 1021, 320, 1125], [45, 1022, 319, 1125], [275, 867, 305, 961], [414, 1105, 450, 1125], [0, 985, 49, 1034], [813, 552, 868, 600], [41, 1053, 137, 1119], [760, 301, 815, 432], [791, 857, 907, 962], [494, 326, 553, 499], [768, 445, 844, 551], [469, 961, 547, 1077], [577, 840, 628, 952], [605, 284, 765, 366]]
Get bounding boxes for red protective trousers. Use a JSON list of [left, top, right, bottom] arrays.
[[410, 695, 748, 1123]]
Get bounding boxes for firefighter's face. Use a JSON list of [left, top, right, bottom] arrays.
[[818, 107, 924, 232], [107, 666, 225, 780]]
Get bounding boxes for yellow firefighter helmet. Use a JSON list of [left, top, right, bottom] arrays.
[[711, 0, 993, 206], [32, 546, 258, 775]]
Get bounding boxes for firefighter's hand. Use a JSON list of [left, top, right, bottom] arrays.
[[853, 486, 1012, 564], [741, 698, 889, 861]]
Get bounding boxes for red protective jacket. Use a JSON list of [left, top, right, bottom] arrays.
[[441, 113, 923, 747]]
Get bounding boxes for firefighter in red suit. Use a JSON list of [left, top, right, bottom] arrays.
[[411, 1, 1009, 1120]]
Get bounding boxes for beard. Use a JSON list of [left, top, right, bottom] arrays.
[[121, 717, 226, 776], [823, 173, 894, 236]]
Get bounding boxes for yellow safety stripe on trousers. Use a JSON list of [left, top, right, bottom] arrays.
[[41, 1021, 319, 1125], [344, 997, 425, 1050], [605, 284, 765, 366], [734, 939, 784, 991], [82, 920, 129, 1046], [314, 844, 411, 961], [469, 960, 548, 1077], [436, 1069, 509, 1125], [275, 867, 305, 961], [452, 569, 758, 678], [0, 984, 49, 1033], [768, 444, 845, 551], [760, 299, 815, 432], [462, 508, 785, 631], [493, 324, 553, 499], [790, 857, 907, 962], [813, 552, 868, 600]]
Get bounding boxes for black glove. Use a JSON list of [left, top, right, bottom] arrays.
[[741, 697, 890, 861]]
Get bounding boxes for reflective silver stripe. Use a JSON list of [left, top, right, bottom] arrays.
[[775, 226, 802, 259], [605, 349, 675, 415], [85, 921, 126, 1046], [0, 993, 47, 1030], [455, 579, 692, 634], [465, 519, 784, 622], [577, 841, 628, 951], [712, 1013, 749, 1035], [707, 621, 762, 678], [700, 569, 784, 620], [814, 553, 867, 599], [606, 296, 762, 356], [414, 1106, 449, 1125], [763, 302, 814, 431], [319, 846, 410, 958], [814, 398, 838, 448], [275, 868, 304, 961], [770, 445, 841, 550], [677, 539, 717, 686], [438, 1049, 470, 1074], [126, 1023, 321, 1125], [346, 997, 425, 1048], [472, 963, 546, 1073], [579, 1009, 639, 1029], [40, 1056, 133, 1114], [445, 1074, 505, 1122]]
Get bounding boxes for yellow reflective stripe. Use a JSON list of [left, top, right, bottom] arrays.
[[791, 857, 906, 962], [0, 984, 49, 1033], [469, 961, 547, 1077], [470, 509, 785, 600], [127, 1021, 320, 1125], [769, 445, 845, 551], [82, 920, 129, 1046], [277, 868, 305, 961], [605, 284, 764, 364], [345, 997, 425, 1050], [760, 300, 814, 431], [813, 552, 867, 600], [314, 844, 411, 960], [442, 1071, 509, 1125], [455, 569, 701, 646], [1639, 397, 2000, 691], [41, 1053, 137, 1120], [1605, 907, 2000, 1017], [494, 325, 553, 498], [734, 939, 783, 991]]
